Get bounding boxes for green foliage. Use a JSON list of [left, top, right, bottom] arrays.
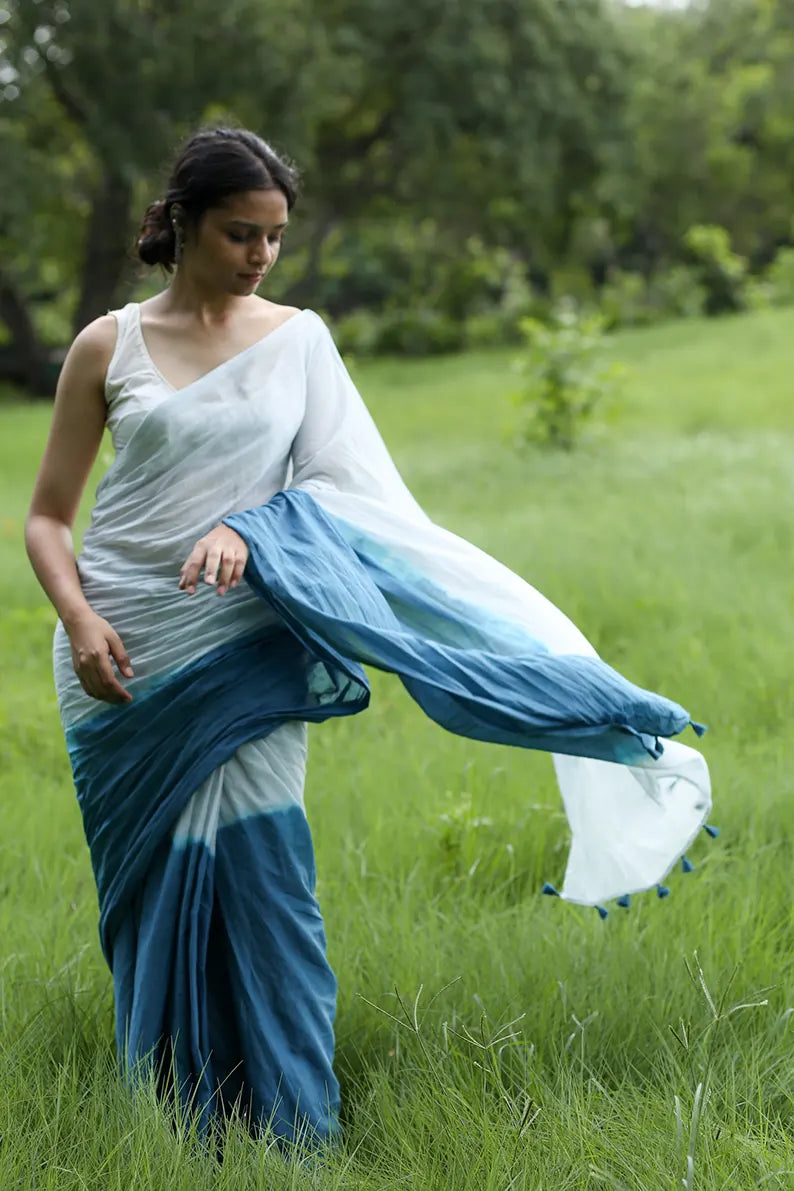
[[647, 265, 708, 322], [600, 269, 655, 329], [369, 308, 465, 357], [0, 80, 88, 346], [744, 275, 776, 312], [0, 0, 640, 371], [308, 0, 634, 261], [0, 0, 326, 345], [8, 0, 794, 370], [326, 227, 539, 356], [6, 0, 320, 173], [550, 265, 597, 308], [511, 304, 622, 451], [332, 308, 383, 357], [684, 224, 749, 315], [765, 247, 794, 307], [598, 265, 708, 331]]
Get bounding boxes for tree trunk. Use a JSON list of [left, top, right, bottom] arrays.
[[72, 169, 136, 336], [0, 268, 53, 396]]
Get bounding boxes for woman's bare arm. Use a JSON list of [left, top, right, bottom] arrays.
[[26, 317, 113, 623], [25, 316, 134, 703]]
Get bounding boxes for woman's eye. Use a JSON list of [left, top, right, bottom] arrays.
[[228, 232, 282, 245]]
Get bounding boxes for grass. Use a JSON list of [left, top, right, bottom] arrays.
[[1, 306, 793, 1188]]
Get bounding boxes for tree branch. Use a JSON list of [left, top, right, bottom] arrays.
[[43, 58, 88, 127]]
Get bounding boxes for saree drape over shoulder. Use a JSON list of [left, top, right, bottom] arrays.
[[54, 303, 711, 1143]]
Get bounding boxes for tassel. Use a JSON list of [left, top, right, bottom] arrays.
[[616, 894, 631, 909], [648, 737, 664, 760], [657, 884, 670, 898], [681, 856, 694, 873], [542, 882, 560, 897], [691, 721, 707, 737], [596, 905, 609, 920], [703, 824, 720, 838]]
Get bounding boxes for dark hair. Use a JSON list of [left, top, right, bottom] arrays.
[[136, 127, 300, 270]]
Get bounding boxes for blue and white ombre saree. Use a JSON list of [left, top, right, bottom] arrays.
[[54, 303, 710, 1143]]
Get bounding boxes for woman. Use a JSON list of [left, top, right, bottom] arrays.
[[25, 127, 711, 1147]]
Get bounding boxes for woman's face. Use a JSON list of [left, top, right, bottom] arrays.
[[183, 188, 289, 296]]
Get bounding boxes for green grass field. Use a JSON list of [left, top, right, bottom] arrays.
[[1, 308, 792, 1189]]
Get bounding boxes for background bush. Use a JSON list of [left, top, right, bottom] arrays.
[[510, 304, 623, 452]]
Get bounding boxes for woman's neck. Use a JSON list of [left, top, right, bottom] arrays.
[[153, 272, 256, 328]]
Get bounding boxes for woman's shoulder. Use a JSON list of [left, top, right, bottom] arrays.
[[52, 314, 120, 411], [64, 313, 119, 373], [259, 304, 332, 356], [255, 297, 321, 321], [246, 298, 326, 347], [254, 297, 303, 326], [263, 300, 303, 319], [287, 306, 333, 340]]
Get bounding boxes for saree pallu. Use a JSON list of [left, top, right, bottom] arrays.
[[54, 306, 711, 1143]]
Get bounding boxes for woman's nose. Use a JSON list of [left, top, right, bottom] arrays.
[[250, 237, 273, 267]]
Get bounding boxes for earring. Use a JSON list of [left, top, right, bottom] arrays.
[[171, 218, 184, 265]]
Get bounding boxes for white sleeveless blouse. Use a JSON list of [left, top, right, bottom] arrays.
[[105, 303, 176, 452]]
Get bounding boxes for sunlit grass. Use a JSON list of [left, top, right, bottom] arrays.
[[1, 307, 792, 1188]]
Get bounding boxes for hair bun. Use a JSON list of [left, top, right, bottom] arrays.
[[136, 198, 176, 269]]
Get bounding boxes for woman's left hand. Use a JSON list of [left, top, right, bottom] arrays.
[[179, 524, 249, 596]]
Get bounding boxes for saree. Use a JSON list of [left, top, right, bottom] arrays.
[[54, 303, 711, 1143]]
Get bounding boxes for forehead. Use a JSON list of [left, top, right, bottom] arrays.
[[212, 188, 289, 225]]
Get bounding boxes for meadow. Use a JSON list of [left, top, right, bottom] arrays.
[[0, 307, 792, 1189]]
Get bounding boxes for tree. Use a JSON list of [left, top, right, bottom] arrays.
[[1, 0, 323, 391], [603, 0, 794, 272], [292, 0, 634, 304]]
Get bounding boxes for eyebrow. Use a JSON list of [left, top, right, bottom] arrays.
[[226, 218, 289, 231]]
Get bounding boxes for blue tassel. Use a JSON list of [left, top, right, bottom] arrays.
[[657, 884, 670, 899], [596, 905, 609, 920], [542, 882, 560, 897], [691, 721, 707, 737], [704, 824, 720, 839], [616, 894, 631, 909], [648, 736, 664, 760], [681, 855, 694, 873]]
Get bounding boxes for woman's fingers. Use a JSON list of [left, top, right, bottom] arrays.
[[229, 556, 247, 590], [215, 552, 238, 595], [203, 545, 223, 586], [95, 651, 133, 702], [68, 614, 134, 706], [77, 651, 132, 704], [179, 540, 208, 594], [179, 529, 249, 595], [107, 628, 135, 679]]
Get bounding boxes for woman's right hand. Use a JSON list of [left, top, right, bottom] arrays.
[[66, 611, 135, 705]]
